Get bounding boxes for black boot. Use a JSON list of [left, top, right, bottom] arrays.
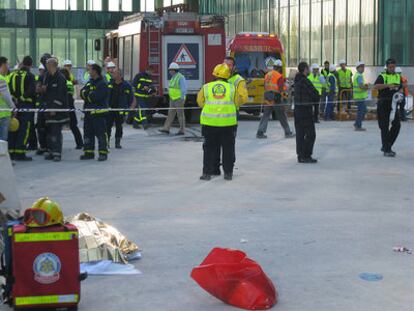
[[200, 174, 211, 181], [80, 153, 94, 160], [14, 154, 33, 161], [115, 138, 122, 149], [224, 173, 233, 181], [98, 154, 108, 161]]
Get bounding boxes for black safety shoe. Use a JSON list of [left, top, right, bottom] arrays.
[[44, 154, 54, 160], [53, 156, 61, 162], [76, 145, 83, 150], [285, 132, 296, 138], [14, 154, 33, 161], [98, 154, 108, 161], [298, 157, 318, 164], [80, 154, 94, 160], [383, 151, 396, 157], [199, 174, 211, 181], [224, 173, 233, 181], [115, 138, 122, 149], [256, 132, 267, 139]]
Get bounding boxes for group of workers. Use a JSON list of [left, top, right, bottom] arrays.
[[0, 51, 407, 178]]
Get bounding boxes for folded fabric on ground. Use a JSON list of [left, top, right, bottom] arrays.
[[81, 260, 142, 275], [66, 213, 140, 263]]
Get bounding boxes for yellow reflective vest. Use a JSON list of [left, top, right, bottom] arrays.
[[337, 68, 352, 89], [353, 72, 368, 100], [169, 72, 184, 101], [0, 74, 11, 118], [200, 80, 237, 127], [307, 74, 324, 95]]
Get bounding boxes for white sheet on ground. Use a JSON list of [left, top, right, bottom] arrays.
[[81, 260, 142, 275]]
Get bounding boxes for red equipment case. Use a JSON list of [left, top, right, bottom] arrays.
[[11, 224, 81, 310]]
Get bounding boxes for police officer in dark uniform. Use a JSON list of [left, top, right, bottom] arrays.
[[293, 62, 320, 163], [80, 64, 109, 161], [373, 58, 402, 157], [107, 68, 133, 149], [132, 66, 155, 130], [8, 56, 36, 161], [43, 58, 69, 162]]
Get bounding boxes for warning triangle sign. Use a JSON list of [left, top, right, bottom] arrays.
[[173, 44, 196, 66]]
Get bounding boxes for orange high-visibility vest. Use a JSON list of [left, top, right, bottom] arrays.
[[264, 70, 285, 92]]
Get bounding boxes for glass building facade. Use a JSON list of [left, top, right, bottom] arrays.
[[0, 0, 158, 67], [199, 0, 414, 67]]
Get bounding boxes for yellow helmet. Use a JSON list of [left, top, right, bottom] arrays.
[[9, 117, 19, 132], [24, 197, 64, 227], [212, 64, 231, 79]]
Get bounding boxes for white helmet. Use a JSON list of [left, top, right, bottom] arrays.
[[274, 59, 283, 67], [395, 67, 402, 74], [39, 64, 45, 70], [87, 59, 96, 66], [355, 61, 365, 68], [63, 59, 72, 66], [311, 63, 320, 71], [168, 62, 180, 70], [106, 61, 116, 68], [329, 65, 336, 72], [339, 59, 346, 65]]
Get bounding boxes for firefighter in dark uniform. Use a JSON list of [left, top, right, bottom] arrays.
[[60, 68, 83, 149], [43, 58, 69, 162], [107, 68, 133, 149], [373, 58, 402, 157], [132, 66, 155, 130], [80, 64, 109, 161], [8, 56, 36, 161]]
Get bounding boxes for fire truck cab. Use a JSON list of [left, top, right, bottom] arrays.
[[108, 11, 226, 121], [228, 32, 286, 111]]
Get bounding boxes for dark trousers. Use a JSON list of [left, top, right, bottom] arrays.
[[107, 111, 124, 139], [69, 111, 83, 147], [28, 112, 38, 149], [46, 122, 63, 156], [202, 125, 237, 175], [294, 114, 316, 159], [377, 101, 401, 152], [36, 112, 48, 150], [339, 88, 352, 110], [313, 97, 320, 122], [8, 112, 31, 156], [83, 112, 108, 155], [133, 97, 149, 126]]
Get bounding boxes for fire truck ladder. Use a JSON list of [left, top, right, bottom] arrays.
[[147, 23, 162, 89]]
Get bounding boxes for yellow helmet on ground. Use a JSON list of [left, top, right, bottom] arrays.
[[24, 197, 64, 227], [213, 64, 231, 79], [9, 117, 19, 132]]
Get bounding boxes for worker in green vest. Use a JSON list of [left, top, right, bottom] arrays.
[[104, 61, 116, 82], [308, 64, 326, 123], [63, 59, 78, 85], [197, 63, 243, 181], [373, 58, 402, 157], [83, 60, 95, 83], [324, 65, 338, 121], [353, 61, 369, 131], [159, 62, 187, 135], [337, 60, 353, 110], [224, 56, 248, 105], [0, 56, 15, 141]]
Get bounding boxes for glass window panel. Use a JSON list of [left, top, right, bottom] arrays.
[[261, 0, 269, 32], [118, 37, 124, 72], [86, 0, 102, 11], [360, 0, 375, 65], [123, 36, 132, 81], [280, 0, 289, 62], [289, 0, 299, 66], [299, 0, 310, 63], [0, 28, 13, 64], [37, 0, 51, 10], [109, 0, 120, 11], [334, 0, 346, 63], [122, 0, 132, 11], [87, 29, 104, 63], [322, 0, 333, 63], [52, 29, 68, 65], [243, 0, 252, 31], [132, 34, 140, 80], [310, 0, 321, 64], [347, 0, 360, 64], [36, 28, 52, 62], [235, 0, 243, 33], [16, 28, 30, 64], [270, 0, 279, 35], [69, 0, 78, 10], [408, 0, 414, 65], [69, 29, 86, 67], [252, 0, 260, 32], [52, 0, 67, 10]]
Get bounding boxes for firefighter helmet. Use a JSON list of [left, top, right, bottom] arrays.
[[24, 197, 64, 227], [8, 118, 19, 132], [212, 64, 231, 79]]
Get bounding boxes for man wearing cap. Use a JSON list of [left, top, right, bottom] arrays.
[[63, 60, 77, 85], [83, 60, 95, 83], [159, 62, 187, 135], [256, 59, 294, 139], [337, 60, 353, 110], [132, 66, 155, 130], [308, 64, 326, 123], [324, 65, 338, 121], [373, 58, 402, 157], [353, 61, 369, 131]]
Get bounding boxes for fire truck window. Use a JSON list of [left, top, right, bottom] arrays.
[[235, 52, 281, 78]]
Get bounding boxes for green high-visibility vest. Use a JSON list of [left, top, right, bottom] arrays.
[[308, 74, 323, 95], [337, 69, 352, 88], [228, 74, 244, 88], [327, 73, 338, 94], [380, 73, 401, 85], [0, 74, 11, 118], [169, 72, 184, 101], [200, 80, 237, 127], [67, 80, 74, 96], [353, 72, 368, 100]]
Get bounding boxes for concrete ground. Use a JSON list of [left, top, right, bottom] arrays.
[[6, 117, 414, 311]]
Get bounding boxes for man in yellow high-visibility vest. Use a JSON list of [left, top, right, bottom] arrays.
[[308, 63, 326, 123], [197, 64, 243, 181], [353, 61, 369, 131]]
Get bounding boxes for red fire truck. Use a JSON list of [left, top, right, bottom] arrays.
[[105, 10, 226, 121]]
